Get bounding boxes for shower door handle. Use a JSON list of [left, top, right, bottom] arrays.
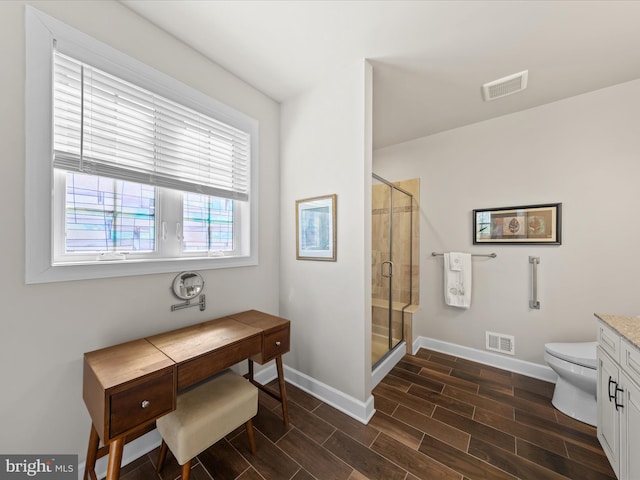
[[381, 261, 393, 278]]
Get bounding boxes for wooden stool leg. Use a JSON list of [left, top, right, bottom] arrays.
[[156, 440, 168, 473], [245, 418, 256, 454], [181, 459, 192, 480], [84, 424, 100, 480]]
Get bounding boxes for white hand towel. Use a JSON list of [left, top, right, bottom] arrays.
[[444, 252, 472, 309], [448, 252, 464, 271]]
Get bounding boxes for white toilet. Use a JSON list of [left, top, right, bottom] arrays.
[[544, 341, 597, 426]]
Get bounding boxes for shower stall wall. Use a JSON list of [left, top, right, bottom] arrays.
[[371, 174, 419, 368]]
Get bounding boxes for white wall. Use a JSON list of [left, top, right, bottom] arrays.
[[280, 61, 373, 409], [0, 1, 280, 459], [374, 79, 640, 364]]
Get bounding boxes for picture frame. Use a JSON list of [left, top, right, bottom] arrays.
[[296, 194, 337, 261], [473, 203, 562, 245]]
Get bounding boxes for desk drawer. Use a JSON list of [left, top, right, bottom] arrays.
[[262, 328, 290, 362], [110, 372, 174, 438], [177, 334, 261, 390]]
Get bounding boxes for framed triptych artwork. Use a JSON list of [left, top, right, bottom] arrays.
[[473, 203, 561, 245]]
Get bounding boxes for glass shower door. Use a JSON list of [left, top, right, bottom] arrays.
[[372, 174, 412, 367]]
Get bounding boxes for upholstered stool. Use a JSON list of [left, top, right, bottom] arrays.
[[156, 370, 258, 480]]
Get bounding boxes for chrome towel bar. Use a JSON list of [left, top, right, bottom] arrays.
[[431, 252, 497, 258]]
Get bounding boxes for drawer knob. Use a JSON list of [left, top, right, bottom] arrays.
[[275, 341, 281, 347], [141, 400, 150, 409]]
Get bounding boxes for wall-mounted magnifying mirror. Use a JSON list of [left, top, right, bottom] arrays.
[[172, 271, 204, 299], [171, 272, 206, 311]]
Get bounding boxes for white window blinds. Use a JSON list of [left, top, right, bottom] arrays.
[[53, 51, 250, 201]]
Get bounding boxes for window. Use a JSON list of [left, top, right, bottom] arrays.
[[183, 193, 235, 253], [61, 172, 156, 255], [26, 7, 258, 283]]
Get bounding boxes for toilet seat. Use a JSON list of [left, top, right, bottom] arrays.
[[544, 341, 597, 369]]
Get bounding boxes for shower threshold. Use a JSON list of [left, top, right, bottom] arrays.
[[372, 340, 406, 388]]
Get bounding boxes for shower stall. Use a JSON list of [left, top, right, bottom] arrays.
[[371, 174, 417, 368]]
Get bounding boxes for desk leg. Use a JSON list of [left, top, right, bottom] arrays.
[[275, 356, 289, 427], [247, 358, 289, 427], [247, 358, 254, 382], [105, 437, 124, 480], [84, 425, 99, 480]]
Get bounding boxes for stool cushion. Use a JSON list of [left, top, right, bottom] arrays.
[[156, 370, 258, 465]]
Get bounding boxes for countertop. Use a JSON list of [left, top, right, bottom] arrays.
[[595, 313, 640, 349]]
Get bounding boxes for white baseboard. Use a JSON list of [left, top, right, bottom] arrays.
[[252, 362, 278, 384], [253, 362, 375, 424], [283, 365, 375, 424], [413, 336, 557, 383], [372, 341, 407, 388]]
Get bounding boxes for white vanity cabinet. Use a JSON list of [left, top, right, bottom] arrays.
[[597, 344, 620, 476], [597, 318, 640, 480], [620, 373, 640, 478]]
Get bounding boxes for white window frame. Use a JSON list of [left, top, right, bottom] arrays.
[[25, 6, 259, 284]]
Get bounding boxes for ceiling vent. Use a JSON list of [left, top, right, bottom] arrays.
[[482, 70, 528, 101]]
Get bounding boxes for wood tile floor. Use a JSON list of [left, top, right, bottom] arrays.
[[115, 348, 615, 480]]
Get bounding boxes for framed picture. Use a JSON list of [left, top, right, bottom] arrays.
[[296, 194, 337, 261], [473, 203, 561, 245]]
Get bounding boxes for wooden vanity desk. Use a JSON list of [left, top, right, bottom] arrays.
[[82, 310, 290, 480]]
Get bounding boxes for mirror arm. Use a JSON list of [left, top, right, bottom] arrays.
[[171, 293, 206, 312]]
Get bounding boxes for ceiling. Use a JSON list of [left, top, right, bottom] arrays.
[[121, 1, 640, 149]]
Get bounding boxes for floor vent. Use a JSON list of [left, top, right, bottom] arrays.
[[482, 70, 528, 101], [486, 331, 515, 355]]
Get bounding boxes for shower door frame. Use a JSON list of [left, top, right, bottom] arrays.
[[372, 173, 413, 368]]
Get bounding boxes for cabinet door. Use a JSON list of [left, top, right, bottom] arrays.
[[597, 347, 620, 477], [621, 372, 640, 480]]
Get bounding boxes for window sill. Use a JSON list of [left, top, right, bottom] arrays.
[[27, 254, 258, 284]]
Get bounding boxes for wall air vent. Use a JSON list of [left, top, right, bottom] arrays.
[[486, 331, 515, 355], [482, 70, 528, 101]]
